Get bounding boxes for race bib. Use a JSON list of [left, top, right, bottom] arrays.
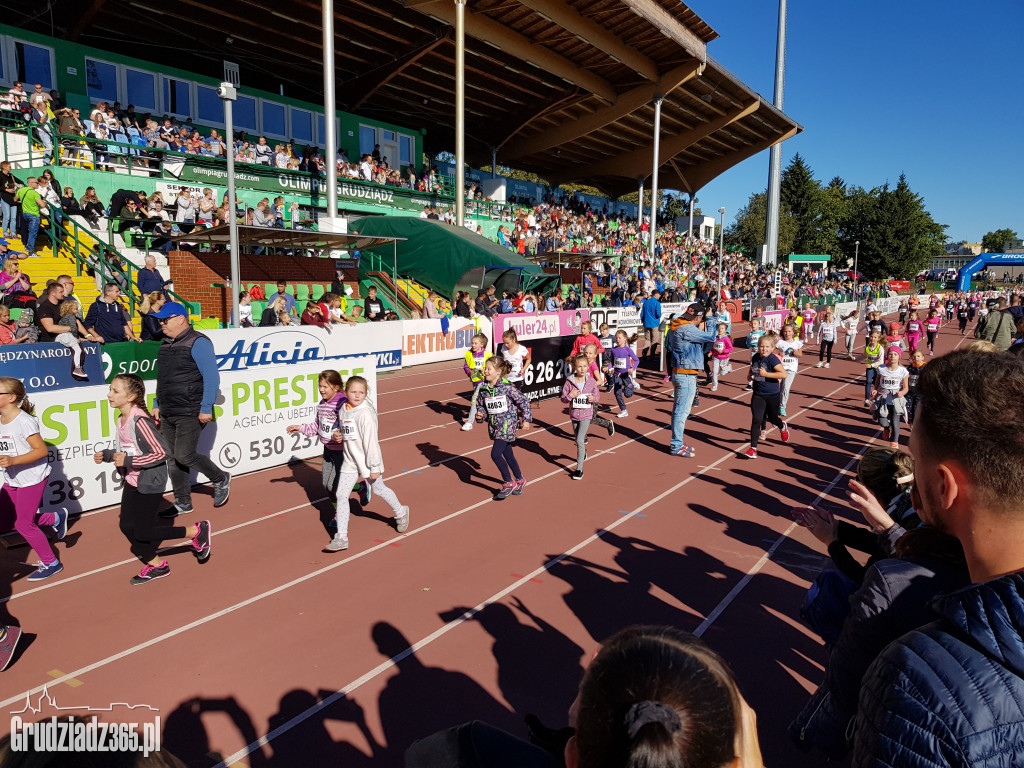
[[115, 437, 137, 457], [881, 375, 902, 392], [340, 418, 356, 438], [571, 395, 592, 410], [614, 357, 628, 370], [909, 374, 919, 389], [927, 321, 940, 331], [822, 327, 835, 341], [0, 435, 15, 455], [318, 412, 337, 440], [600, 337, 613, 349], [485, 395, 509, 415], [959, 311, 968, 318], [782, 356, 798, 370], [474, 357, 486, 369], [908, 322, 920, 332], [713, 341, 725, 353]]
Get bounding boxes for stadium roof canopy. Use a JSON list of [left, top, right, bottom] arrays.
[[34, 0, 802, 197]]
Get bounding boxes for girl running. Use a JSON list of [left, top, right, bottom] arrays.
[[709, 322, 733, 391], [0, 378, 68, 582], [481, 357, 532, 500], [746, 333, 790, 459], [460, 333, 492, 430], [871, 347, 909, 449], [569, 321, 601, 359], [743, 317, 766, 391], [956, 300, 969, 336], [925, 308, 941, 355], [898, 300, 908, 323], [863, 329, 885, 406], [316, 376, 409, 552], [596, 322, 615, 391], [285, 370, 370, 531], [801, 303, 817, 343], [815, 308, 838, 368], [561, 354, 600, 480], [95, 374, 209, 585], [775, 323, 803, 417], [905, 349, 925, 425], [904, 310, 922, 354], [606, 330, 640, 416], [841, 309, 860, 360], [499, 329, 531, 396], [584, 343, 616, 432], [865, 311, 885, 340]]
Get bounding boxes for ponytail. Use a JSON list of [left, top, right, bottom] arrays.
[[486, 356, 511, 378], [0, 377, 33, 416], [113, 374, 151, 417]]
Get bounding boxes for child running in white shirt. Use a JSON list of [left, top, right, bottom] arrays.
[[815, 308, 838, 368], [872, 347, 909, 449]]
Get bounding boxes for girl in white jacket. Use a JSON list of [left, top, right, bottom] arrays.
[[325, 376, 409, 552]]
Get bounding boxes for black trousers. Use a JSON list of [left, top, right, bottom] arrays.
[[818, 339, 834, 363], [119, 482, 188, 562], [750, 392, 784, 448], [161, 413, 226, 503]]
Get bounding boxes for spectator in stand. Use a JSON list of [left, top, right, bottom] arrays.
[[300, 301, 330, 328], [362, 286, 384, 322], [258, 295, 286, 327], [151, 220, 181, 254], [205, 128, 224, 157], [330, 269, 348, 297], [0, 161, 20, 239], [143, 118, 166, 150], [270, 281, 298, 317], [78, 186, 104, 229], [455, 291, 472, 318], [60, 186, 80, 217], [56, 275, 84, 323], [422, 290, 441, 319], [139, 291, 166, 341], [174, 188, 196, 232], [0, 305, 26, 344], [0, 238, 19, 272], [238, 290, 253, 328], [84, 283, 138, 343], [197, 188, 217, 226], [545, 291, 561, 312], [119, 104, 140, 130], [14, 178, 45, 257], [159, 118, 179, 150], [252, 200, 274, 228], [253, 136, 273, 165], [137, 254, 169, 298]]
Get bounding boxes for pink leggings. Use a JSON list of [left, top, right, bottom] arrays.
[[906, 332, 921, 352], [0, 481, 57, 565]]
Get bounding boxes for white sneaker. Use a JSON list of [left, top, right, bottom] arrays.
[[616, 410, 629, 418], [461, 422, 473, 431], [711, 384, 718, 391], [815, 362, 824, 368], [824, 363, 830, 368], [325, 536, 349, 552], [631, 379, 641, 390], [395, 506, 410, 533]]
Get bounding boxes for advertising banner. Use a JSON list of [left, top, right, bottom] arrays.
[[889, 280, 911, 291], [101, 340, 162, 382], [401, 318, 479, 367], [757, 310, 792, 333], [32, 357, 376, 516], [0, 343, 105, 393], [513, 335, 576, 402], [588, 302, 688, 335], [491, 309, 589, 346], [206, 324, 403, 372]]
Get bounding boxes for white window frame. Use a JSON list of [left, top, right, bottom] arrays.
[[161, 75, 193, 119], [194, 83, 226, 129], [7, 37, 57, 91], [258, 98, 288, 140], [84, 56, 119, 106], [122, 65, 159, 113]]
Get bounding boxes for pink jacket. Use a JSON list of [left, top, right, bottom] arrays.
[[711, 335, 734, 360], [560, 374, 601, 422]]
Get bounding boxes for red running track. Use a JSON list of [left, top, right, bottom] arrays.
[[0, 318, 974, 767]]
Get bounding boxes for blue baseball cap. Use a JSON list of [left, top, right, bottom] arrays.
[[150, 301, 188, 319], [0, 238, 8, 247]]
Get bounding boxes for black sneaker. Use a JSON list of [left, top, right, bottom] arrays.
[[130, 561, 170, 585], [192, 520, 212, 562], [213, 472, 231, 507], [606, 420, 615, 438], [160, 500, 193, 519], [571, 469, 584, 480]]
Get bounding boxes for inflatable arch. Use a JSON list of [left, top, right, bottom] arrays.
[[957, 253, 1024, 292]]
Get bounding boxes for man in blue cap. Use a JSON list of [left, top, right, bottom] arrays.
[[150, 302, 230, 515]]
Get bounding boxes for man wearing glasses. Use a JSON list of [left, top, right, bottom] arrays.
[[149, 302, 230, 516]]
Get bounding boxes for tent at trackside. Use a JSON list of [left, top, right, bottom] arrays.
[[351, 216, 559, 299]]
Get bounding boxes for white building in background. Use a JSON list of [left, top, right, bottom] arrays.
[[674, 214, 716, 241], [944, 241, 983, 256]]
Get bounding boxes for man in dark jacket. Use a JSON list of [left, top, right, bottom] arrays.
[[150, 302, 230, 516], [854, 350, 1024, 767]]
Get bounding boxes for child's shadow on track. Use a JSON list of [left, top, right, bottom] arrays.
[[416, 442, 494, 491], [424, 398, 467, 422]]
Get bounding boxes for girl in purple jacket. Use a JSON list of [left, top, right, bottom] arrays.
[[561, 354, 601, 480], [481, 357, 532, 500], [605, 330, 640, 417]]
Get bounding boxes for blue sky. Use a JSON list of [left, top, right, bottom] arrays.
[[684, 0, 1023, 243]]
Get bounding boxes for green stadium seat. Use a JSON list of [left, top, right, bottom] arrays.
[[310, 284, 325, 300], [251, 300, 266, 318], [9, 308, 21, 321], [264, 283, 278, 299], [295, 284, 310, 301]]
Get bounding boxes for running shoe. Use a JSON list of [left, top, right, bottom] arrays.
[[889, 441, 899, 450], [27, 560, 63, 581], [512, 478, 526, 495], [692, 395, 700, 407], [71, 367, 88, 381], [52, 508, 69, 541], [192, 520, 212, 562], [824, 363, 830, 369], [815, 362, 824, 368], [616, 410, 629, 418], [663, 376, 670, 383], [571, 469, 584, 480], [779, 406, 787, 417], [461, 422, 474, 431], [493, 482, 515, 500], [882, 427, 891, 441], [711, 384, 718, 392], [745, 447, 758, 459], [325, 536, 349, 552], [671, 446, 695, 458], [395, 506, 410, 533], [606, 420, 615, 437], [129, 561, 169, 586], [160, 499, 193, 519], [632, 379, 642, 390], [760, 430, 767, 442], [780, 423, 791, 442], [358, 481, 371, 507], [213, 472, 231, 507], [864, 399, 871, 407], [743, 384, 752, 391]]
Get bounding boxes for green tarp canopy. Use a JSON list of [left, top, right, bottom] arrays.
[[350, 216, 559, 299]]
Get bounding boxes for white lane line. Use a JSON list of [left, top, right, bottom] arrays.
[[379, 378, 466, 395]]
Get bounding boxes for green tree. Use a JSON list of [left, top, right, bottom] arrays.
[[982, 228, 1019, 253], [780, 153, 822, 255], [836, 185, 880, 272], [860, 174, 946, 279], [725, 190, 796, 260]]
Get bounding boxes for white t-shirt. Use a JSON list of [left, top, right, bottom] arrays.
[[0, 412, 50, 488], [878, 366, 909, 396], [819, 321, 837, 341], [239, 304, 253, 325], [501, 344, 529, 383], [843, 316, 859, 334], [775, 338, 803, 372]]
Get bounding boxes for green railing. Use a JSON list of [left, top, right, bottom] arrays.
[[44, 212, 197, 318]]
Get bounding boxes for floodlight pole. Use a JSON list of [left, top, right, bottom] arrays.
[[718, 206, 726, 301], [649, 95, 663, 261], [455, 0, 466, 227], [688, 195, 698, 261], [854, 240, 860, 299], [763, 0, 788, 267], [637, 176, 644, 227], [218, 82, 240, 327], [323, 0, 338, 225]]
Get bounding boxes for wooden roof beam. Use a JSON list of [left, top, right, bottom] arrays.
[[348, 30, 451, 110], [686, 125, 800, 191], [618, 0, 708, 64], [515, 0, 659, 81], [500, 59, 703, 158], [405, 0, 618, 102], [546, 98, 760, 184]]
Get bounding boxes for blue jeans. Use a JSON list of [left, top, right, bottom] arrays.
[[670, 373, 697, 452], [864, 367, 877, 400], [23, 212, 40, 253], [1, 199, 13, 236]]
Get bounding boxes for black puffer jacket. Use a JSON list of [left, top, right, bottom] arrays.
[[853, 571, 1024, 767]]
